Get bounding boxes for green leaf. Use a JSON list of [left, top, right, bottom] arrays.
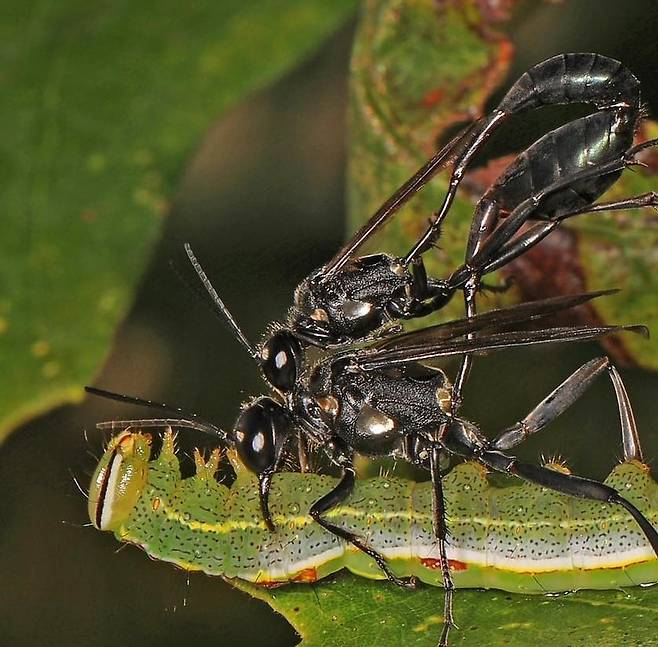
[[236, 574, 658, 646], [0, 0, 357, 440]]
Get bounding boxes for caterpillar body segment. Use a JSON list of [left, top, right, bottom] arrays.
[[89, 430, 658, 593]]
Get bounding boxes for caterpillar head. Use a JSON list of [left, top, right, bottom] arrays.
[[88, 430, 151, 531]]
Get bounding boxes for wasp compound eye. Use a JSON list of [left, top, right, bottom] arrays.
[[231, 397, 289, 475], [260, 330, 302, 393]]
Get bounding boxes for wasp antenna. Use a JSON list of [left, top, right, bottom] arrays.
[[183, 243, 259, 360], [607, 366, 643, 462], [94, 417, 226, 441], [85, 388, 225, 440], [86, 386, 201, 418]]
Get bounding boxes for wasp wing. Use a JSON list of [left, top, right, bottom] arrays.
[[319, 121, 481, 281], [372, 289, 618, 350], [356, 324, 648, 370]]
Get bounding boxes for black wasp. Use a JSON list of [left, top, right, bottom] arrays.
[[88, 53, 658, 646]]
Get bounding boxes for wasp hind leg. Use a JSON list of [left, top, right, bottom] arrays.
[[429, 443, 456, 647], [482, 361, 658, 558]]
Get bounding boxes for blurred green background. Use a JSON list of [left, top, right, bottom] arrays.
[[4, 1, 658, 646]]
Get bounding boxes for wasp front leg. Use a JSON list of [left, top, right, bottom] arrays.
[[308, 449, 417, 589], [386, 256, 454, 320]]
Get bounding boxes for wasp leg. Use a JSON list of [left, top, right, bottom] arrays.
[[492, 356, 611, 450], [480, 449, 658, 558], [447, 151, 658, 412], [320, 123, 476, 280], [491, 357, 645, 464], [429, 444, 456, 647], [258, 444, 291, 533], [449, 277, 478, 414], [402, 111, 507, 265], [481, 362, 658, 558], [258, 471, 276, 533], [309, 459, 417, 589], [297, 431, 312, 473], [481, 190, 658, 276], [607, 365, 643, 462], [559, 190, 658, 219], [390, 256, 455, 319]]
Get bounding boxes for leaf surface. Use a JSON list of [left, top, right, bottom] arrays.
[[237, 574, 658, 646]]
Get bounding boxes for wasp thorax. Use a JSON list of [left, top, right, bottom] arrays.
[[260, 330, 302, 393], [231, 397, 289, 475]]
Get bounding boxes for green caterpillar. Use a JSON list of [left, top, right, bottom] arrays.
[[89, 427, 658, 593]]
